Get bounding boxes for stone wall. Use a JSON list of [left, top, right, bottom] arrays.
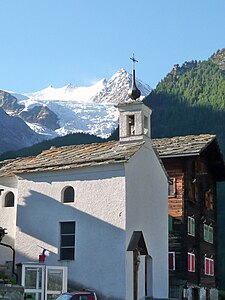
[[0, 284, 24, 300]]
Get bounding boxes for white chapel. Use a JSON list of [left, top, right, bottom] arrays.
[[0, 59, 168, 300]]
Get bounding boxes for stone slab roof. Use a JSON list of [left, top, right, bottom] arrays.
[[0, 141, 144, 177], [152, 134, 216, 158], [0, 134, 221, 177]]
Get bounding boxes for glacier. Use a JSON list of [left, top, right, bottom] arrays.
[[13, 69, 152, 138]]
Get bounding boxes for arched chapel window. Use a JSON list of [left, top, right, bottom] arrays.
[[5, 192, 15, 207], [62, 186, 75, 203]]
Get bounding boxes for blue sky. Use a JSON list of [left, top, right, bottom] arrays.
[[0, 0, 224, 93]]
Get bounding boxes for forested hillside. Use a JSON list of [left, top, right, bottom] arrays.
[[0, 132, 104, 161], [145, 49, 225, 151]]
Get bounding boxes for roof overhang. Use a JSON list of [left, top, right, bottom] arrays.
[[160, 138, 225, 181], [127, 231, 148, 255]]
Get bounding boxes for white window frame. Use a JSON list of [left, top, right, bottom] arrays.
[[59, 221, 76, 261], [209, 225, 214, 244], [204, 224, 213, 244], [205, 257, 214, 276], [168, 252, 175, 271], [204, 224, 209, 241], [188, 252, 195, 272], [168, 177, 176, 197], [188, 216, 195, 236]]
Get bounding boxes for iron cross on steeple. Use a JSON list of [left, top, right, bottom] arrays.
[[130, 53, 138, 71], [128, 54, 141, 100]]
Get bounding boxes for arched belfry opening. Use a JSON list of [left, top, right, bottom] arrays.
[[116, 101, 151, 143]]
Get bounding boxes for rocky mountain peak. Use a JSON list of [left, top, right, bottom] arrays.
[[0, 107, 45, 155], [20, 105, 60, 130], [0, 90, 24, 113], [91, 68, 151, 104], [210, 48, 225, 71], [170, 60, 199, 77]]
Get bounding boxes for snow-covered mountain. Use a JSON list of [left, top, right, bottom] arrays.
[[24, 80, 106, 102], [3, 69, 152, 139]]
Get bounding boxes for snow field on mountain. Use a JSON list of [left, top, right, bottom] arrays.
[[16, 69, 151, 138]]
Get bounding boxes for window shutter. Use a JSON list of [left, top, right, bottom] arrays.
[[191, 255, 195, 272], [168, 178, 175, 196], [192, 219, 195, 236], [205, 258, 209, 275], [210, 259, 214, 276], [204, 224, 208, 241], [205, 258, 214, 276], [209, 226, 213, 243], [168, 252, 175, 271], [188, 217, 195, 236], [188, 253, 195, 272], [168, 216, 173, 232]]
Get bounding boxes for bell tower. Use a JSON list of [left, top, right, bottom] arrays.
[[116, 54, 152, 143]]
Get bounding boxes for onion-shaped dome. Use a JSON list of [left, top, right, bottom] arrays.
[[128, 69, 141, 100]]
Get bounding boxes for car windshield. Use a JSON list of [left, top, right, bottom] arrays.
[[56, 295, 73, 300]]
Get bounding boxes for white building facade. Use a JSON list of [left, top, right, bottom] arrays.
[[0, 101, 168, 300]]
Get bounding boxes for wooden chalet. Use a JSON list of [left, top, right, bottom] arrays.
[[153, 134, 225, 300]]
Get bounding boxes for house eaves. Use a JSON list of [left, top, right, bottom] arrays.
[[152, 134, 216, 158]]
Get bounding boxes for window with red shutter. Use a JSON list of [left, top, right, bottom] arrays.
[[168, 252, 175, 271], [205, 258, 214, 276], [188, 253, 195, 272], [205, 258, 209, 274]]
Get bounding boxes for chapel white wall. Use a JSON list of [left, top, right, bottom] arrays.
[[0, 178, 18, 264], [15, 164, 126, 300], [125, 141, 168, 300]]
